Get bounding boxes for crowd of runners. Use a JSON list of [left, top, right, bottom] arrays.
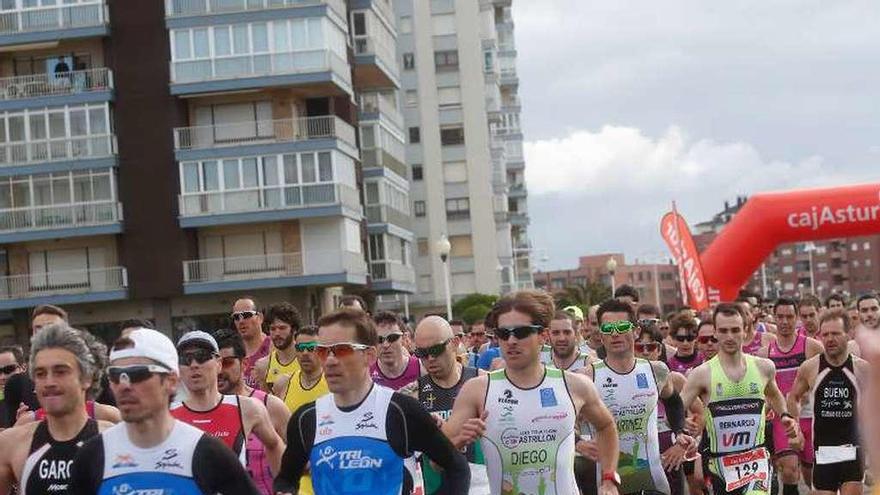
[[0, 286, 877, 495]]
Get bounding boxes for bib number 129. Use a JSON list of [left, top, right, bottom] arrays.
[[734, 461, 760, 479], [720, 448, 769, 492]]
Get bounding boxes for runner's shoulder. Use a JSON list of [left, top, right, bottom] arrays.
[[762, 332, 778, 344]]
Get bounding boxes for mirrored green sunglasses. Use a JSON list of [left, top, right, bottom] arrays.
[[599, 320, 636, 335], [295, 342, 318, 352]]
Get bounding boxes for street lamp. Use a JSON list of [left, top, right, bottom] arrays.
[[437, 235, 452, 319], [774, 279, 782, 299], [606, 257, 618, 296], [804, 242, 816, 293], [797, 282, 805, 298]]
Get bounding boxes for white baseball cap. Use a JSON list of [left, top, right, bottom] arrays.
[[177, 330, 219, 353], [109, 328, 179, 374]]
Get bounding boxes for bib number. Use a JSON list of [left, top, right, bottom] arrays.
[[720, 448, 770, 492]]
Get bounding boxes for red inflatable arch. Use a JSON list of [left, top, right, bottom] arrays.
[[663, 183, 880, 307]]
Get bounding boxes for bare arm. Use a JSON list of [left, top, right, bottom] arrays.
[[442, 376, 488, 450], [264, 394, 291, 443], [242, 396, 285, 476], [786, 360, 815, 421], [253, 356, 270, 392], [398, 380, 419, 399], [680, 363, 709, 411], [758, 358, 789, 416], [805, 338, 824, 358], [271, 374, 290, 399], [568, 372, 619, 484], [96, 403, 121, 424], [651, 361, 674, 399]]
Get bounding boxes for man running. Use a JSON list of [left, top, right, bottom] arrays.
[[738, 299, 776, 355], [233, 296, 272, 388], [581, 304, 604, 356], [758, 297, 823, 493], [214, 328, 291, 495], [826, 294, 846, 311], [786, 309, 868, 495], [443, 290, 621, 495], [273, 308, 470, 494], [798, 295, 822, 338], [69, 328, 259, 494], [680, 302, 799, 495], [253, 302, 301, 392], [464, 320, 489, 368], [667, 314, 703, 374], [0, 345, 25, 427], [370, 311, 421, 389], [696, 319, 719, 360], [400, 316, 487, 495], [170, 331, 285, 476], [584, 299, 694, 495], [540, 310, 594, 370], [857, 293, 880, 331], [0, 324, 111, 493]]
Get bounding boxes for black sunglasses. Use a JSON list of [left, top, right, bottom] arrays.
[[495, 325, 542, 341], [377, 333, 403, 345], [413, 339, 451, 359], [0, 364, 17, 375], [232, 311, 258, 322], [108, 365, 170, 385], [673, 334, 696, 343], [179, 348, 217, 366]]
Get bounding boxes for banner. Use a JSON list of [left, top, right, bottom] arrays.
[[660, 203, 709, 310]]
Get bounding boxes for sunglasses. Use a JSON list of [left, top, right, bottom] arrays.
[[295, 342, 318, 353], [220, 356, 239, 369], [697, 335, 718, 344], [638, 318, 660, 327], [455, 332, 465, 339], [673, 334, 696, 343], [315, 343, 370, 361], [179, 348, 217, 366], [232, 311, 258, 322], [377, 333, 403, 345], [108, 365, 170, 385], [470, 331, 486, 338], [413, 339, 451, 359], [0, 364, 18, 375], [495, 325, 542, 341], [634, 342, 660, 354], [599, 320, 636, 335]]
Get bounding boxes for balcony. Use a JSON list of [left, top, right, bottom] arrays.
[[508, 183, 527, 198], [500, 67, 518, 86], [179, 182, 361, 227], [0, 134, 117, 174], [361, 144, 406, 180], [0, 68, 113, 111], [182, 250, 367, 293], [501, 95, 521, 112], [353, 35, 400, 89], [0, 200, 122, 242], [0, 265, 127, 310], [365, 204, 411, 231], [359, 92, 403, 131], [510, 211, 529, 226], [370, 260, 415, 293], [0, 1, 108, 46], [170, 50, 352, 96], [165, 0, 345, 19]]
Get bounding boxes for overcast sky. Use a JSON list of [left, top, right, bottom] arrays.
[[513, 0, 880, 271]]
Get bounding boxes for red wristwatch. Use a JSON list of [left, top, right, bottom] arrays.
[[602, 471, 621, 486]]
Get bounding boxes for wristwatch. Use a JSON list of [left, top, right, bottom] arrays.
[[780, 412, 794, 421], [601, 471, 621, 486]]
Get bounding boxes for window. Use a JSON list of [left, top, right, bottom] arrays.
[[781, 248, 793, 256], [782, 265, 794, 274], [853, 260, 861, 268], [817, 262, 828, 272], [438, 86, 461, 108], [867, 259, 873, 267], [815, 245, 827, 254], [0, 103, 112, 161], [403, 52, 415, 70], [449, 235, 473, 256], [413, 200, 426, 217], [405, 89, 418, 107], [440, 126, 465, 146], [483, 50, 494, 72], [865, 241, 872, 250], [852, 243, 859, 251], [445, 197, 470, 219], [551, 278, 565, 290], [417, 238, 429, 256], [431, 14, 456, 35], [412, 165, 423, 181], [434, 50, 458, 71], [409, 127, 420, 144], [443, 161, 467, 183], [399, 16, 413, 34]]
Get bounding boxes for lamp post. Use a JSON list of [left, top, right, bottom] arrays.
[[804, 242, 816, 293], [437, 235, 452, 319], [606, 257, 618, 296], [774, 279, 782, 299], [797, 282, 805, 298]]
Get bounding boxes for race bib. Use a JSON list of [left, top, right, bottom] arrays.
[[815, 445, 858, 465], [720, 448, 770, 492]]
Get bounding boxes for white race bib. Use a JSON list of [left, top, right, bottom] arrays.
[[815, 445, 858, 465], [720, 448, 770, 492]]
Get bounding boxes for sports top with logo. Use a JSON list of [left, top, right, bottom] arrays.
[[768, 333, 813, 460], [68, 420, 261, 494], [370, 356, 421, 390], [593, 358, 669, 495], [742, 332, 764, 355], [170, 394, 247, 464], [310, 385, 406, 494], [667, 352, 702, 374], [266, 349, 300, 387], [481, 367, 577, 495], [243, 338, 272, 388], [812, 354, 859, 458], [19, 418, 98, 494], [539, 348, 592, 371], [246, 389, 273, 495]]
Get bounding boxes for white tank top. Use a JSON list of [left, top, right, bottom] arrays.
[[480, 367, 577, 495], [592, 358, 670, 495]]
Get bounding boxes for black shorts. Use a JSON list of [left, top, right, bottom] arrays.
[[812, 456, 864, 492], [574, 455, 597, 495]]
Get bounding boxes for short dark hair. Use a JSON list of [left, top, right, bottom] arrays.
[[449, 320, 465, 329], [469, 319, 485, 330], [120, 318, 153, 332], [819, 308, 850, 334], [668, 314, 698, 334], [318, 308, 377, 346], [773, 296, 799, 315], [32, 304, 67, 323], [552, 310, 573, 322], [614, 284, 639, 302], [0, 345, 24, 365], [597, 299, 636, 324], [339, 294, 367, 310], [265, 302, 302, 331], [212, 328, 245, 359], [491, 290, 556, 329], [857, 293, 880, 310], [295, 325, 319, 338], [636, 303, 659, 317], [826, 293, 847, 307], [713, 302, 748, 327], [373, 311, 403, 331], [799, 294, 822, 310]]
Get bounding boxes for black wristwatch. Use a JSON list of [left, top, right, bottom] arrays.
[[780, 412, 794, 420]]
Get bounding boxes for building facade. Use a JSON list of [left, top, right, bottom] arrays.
[[0, 0, 417, 344]]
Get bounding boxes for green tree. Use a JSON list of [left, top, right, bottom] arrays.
[[555, 281, 611, 311], [452, 293, 498, 320], [460, 304, 492, 324]]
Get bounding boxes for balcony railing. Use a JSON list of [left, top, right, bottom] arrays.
[[0, 266, 126, 301], [359, 93, 403, 128], [0, 68, 112, 101], [171, 50, 349, 86], [365, 205, 411, 229], [0, 2, 107, 35], [500, 67, 517, 81], [370, 260, 415, 283], [353, 36, 398, 73], [0, 134, 116, 167], [179, 182, 360, 217], [0, 201, 121, 233], [174, 115, 356, 150], [183, 250, 365, 283], [165, 0, 345, 18]]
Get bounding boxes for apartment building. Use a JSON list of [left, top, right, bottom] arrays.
[[0, 0, 412, 344], [381, 0, 531, 315]]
